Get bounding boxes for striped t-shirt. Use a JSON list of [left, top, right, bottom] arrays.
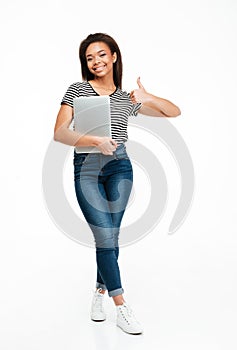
[[61, 81, 141, 144]]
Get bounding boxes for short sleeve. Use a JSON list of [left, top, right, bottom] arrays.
[[61, 83, 80, 108], [130, 102, 142, 116]]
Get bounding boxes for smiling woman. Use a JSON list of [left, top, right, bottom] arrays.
[[79, 33, 123, 92], [85, 42, 117, 95], [53, 32, 181, 335]]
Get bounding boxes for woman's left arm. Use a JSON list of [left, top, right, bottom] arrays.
[[130, 77, 181, 118]]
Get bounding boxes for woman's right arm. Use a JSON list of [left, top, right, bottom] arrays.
[[54, 104, 117, 155]]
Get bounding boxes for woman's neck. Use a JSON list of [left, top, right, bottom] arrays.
[[90, 75, 116, 90], [88, 76, 116, 95]]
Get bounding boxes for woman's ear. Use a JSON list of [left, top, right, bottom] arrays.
[[113, 52, 117, 63]]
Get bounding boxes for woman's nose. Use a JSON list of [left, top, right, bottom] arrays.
[[94, 55, 101, 64]]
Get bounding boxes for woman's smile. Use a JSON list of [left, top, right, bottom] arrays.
[[86, 42, 116, 78], [93, 64, 106, 72]]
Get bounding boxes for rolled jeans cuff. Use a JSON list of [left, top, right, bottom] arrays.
[[108, 288, 124, 297], [96, 282, 107, 290]]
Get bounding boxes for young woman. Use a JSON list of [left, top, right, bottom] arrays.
[[54, 33, 181, 335]]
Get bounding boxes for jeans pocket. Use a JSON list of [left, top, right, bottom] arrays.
[[114, 145, 129, 160], [73, 155, 87, 181], [73, 154, 87, 166], [115, 153, 129, 160]]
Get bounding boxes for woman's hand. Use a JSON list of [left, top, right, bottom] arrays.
[[130, 77, 181, 117], [130, 77, 148, 104], [95, 137, 118, 155]]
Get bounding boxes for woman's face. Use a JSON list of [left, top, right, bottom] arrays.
[[85, 41, 117, 79]]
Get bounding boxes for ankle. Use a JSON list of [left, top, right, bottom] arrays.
[[96, 288, 106, 295], [113, 294, 125, 306]]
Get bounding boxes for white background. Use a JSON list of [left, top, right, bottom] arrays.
[[1, 0, 237, 349]]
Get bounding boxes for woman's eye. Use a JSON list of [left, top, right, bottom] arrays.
[[100, 53, 106, 57]]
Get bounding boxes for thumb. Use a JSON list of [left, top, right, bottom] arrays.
[[137, 76, 145, 89], [109, 138, 118, 147]]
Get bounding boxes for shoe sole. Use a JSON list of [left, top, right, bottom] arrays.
[[117, 324, 143, 335], [91, 318, 106, 322]]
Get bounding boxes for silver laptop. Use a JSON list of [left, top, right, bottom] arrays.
[[73, 95, 111, 153]]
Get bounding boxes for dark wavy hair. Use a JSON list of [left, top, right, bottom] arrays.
[[79, 33, 123, 89]]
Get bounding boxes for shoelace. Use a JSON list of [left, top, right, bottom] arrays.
[[93, 289, 104, 311], [123, 304, 133, 317], [119, 303, 134, 323]]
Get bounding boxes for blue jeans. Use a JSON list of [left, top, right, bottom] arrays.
[[73, 144, 133, 297]]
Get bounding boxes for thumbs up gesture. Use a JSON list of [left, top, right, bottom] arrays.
[[130, 77, 148, 104]]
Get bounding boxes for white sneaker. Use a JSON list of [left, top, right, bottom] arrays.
[[116, 303, 143, 335], [91, 289, 106, 322]]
